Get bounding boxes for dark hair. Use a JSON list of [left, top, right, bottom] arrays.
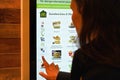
[[75, 0, 120, 67], [75, 0, 120, 47]]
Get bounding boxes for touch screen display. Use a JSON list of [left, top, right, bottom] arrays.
[[36, 0, 79, 79]]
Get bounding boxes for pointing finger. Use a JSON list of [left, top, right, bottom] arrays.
[[42, 56, 49, 67]]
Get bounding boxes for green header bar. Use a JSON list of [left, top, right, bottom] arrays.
[[37, 0, 71, 4], [37, 0, 71, 9], [37, 4, 70, 9]]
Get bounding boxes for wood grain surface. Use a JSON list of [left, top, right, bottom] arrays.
[[0, 68, 21, 80], [0, 24, 20, 38], [0, 39, 20, 53], [0, 0, 20, 9], [0, 9, 20, 24], [0, 0, 21, 80]]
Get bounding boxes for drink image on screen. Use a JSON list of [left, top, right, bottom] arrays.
[[36, 0, 78, 80]]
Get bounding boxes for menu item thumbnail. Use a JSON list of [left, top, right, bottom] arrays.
[[68, 50, 74, 58], [52, 50, 61, 59], [52, 36, 61, 44], [69, 36, 76, 43], [69, 22, 75, 28], [53, 21, 61, 29]]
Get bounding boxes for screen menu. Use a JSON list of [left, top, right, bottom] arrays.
[[36, 0, 79, 80]]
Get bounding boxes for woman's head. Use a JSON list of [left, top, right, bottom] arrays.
[[71, 0, 120, 46], [70, 0, 82, 35]]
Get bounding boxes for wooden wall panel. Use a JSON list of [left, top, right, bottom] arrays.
[[0, 0, 21, 79], [0, 9, 20, 24], [0, 0, 20, 9], [0, 68, 21, 80], [0, 24, 20, 38], [0, 54, 20, 68], [0, 38, 20, 53]]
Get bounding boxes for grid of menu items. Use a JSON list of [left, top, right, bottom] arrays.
[[36, 0, 80, 79], [37, 9, 79, 80]]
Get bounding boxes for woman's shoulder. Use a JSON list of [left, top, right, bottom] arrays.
[[73, 48, 98, 68], [74, 48, 90, 59]]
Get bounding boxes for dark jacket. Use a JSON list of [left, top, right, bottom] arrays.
[[56, 39, 120, 80]]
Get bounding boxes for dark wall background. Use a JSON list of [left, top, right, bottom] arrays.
[[0, 0, 21, 79]]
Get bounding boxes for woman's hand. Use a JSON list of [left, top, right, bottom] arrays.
[[39, 56, 59, 80]]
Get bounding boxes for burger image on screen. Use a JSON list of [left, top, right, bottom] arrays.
[[53, 21, 61, 29]]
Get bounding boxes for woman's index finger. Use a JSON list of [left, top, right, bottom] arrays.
[[42, 56, 49, 67]]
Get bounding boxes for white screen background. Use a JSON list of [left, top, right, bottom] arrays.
[[36, 9, 78, 80]]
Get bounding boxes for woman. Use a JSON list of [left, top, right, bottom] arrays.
[[40, 0, 120, 80]]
